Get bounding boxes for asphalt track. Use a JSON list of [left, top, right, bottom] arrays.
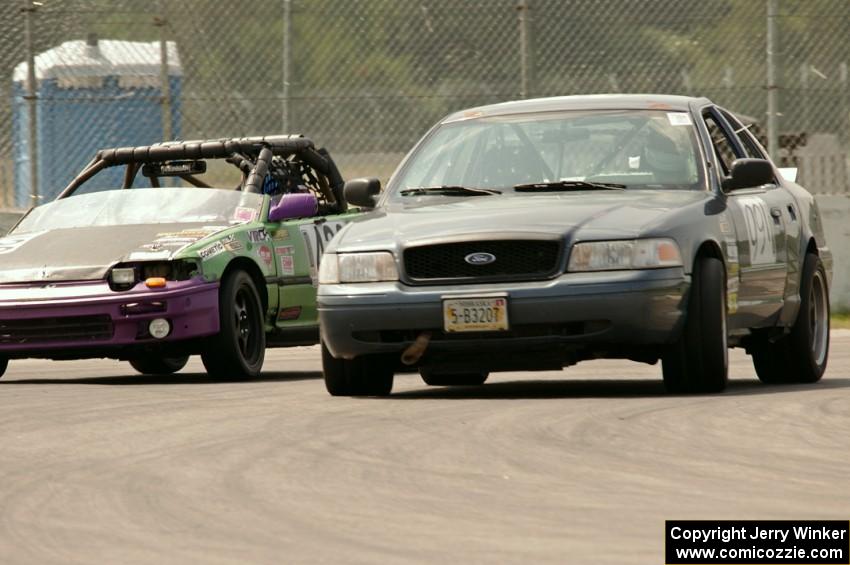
[[0, 332, 848, 565]]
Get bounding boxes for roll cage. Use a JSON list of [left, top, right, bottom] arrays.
[[58, 135, 346, 213]]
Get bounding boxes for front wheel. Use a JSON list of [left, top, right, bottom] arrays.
[[201, 270, 266, 379], [751, 253, 829, 384], [322, 342, 393, 396], [129, 355, 189, 375], [662, 256, 728, 393]]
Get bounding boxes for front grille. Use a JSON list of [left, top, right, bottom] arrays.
[[403, 239, 561, 284], [0, 315, 114, 344]]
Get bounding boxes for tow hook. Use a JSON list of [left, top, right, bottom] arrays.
[[401, 332, 432, 365]]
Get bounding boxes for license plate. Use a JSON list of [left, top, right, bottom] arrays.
[[443, 297, 509, 332]]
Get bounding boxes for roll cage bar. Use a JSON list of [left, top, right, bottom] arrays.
[[57, 135, 345, 210]]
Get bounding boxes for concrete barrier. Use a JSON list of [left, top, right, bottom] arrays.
[[816, 195, 850, 312]]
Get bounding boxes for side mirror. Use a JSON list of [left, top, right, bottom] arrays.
[[268, 193, 318, 222], [724, 158, 775, 191], [344, 177, 381, 209]]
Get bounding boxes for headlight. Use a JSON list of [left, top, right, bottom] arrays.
[[110, 267, 136, 285], [319, 252, 398, 283], [568, 238, 683, 272]]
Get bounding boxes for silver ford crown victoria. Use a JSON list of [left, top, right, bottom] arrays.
[[318, 95, 832, 396]]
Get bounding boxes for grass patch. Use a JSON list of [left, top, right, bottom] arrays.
[[832, 312, 850, 329]]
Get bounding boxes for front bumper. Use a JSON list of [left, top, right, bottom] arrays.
[[0, 278, 219, 357], [319, 268, 689, 364]]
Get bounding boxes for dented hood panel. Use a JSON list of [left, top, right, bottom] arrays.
[[0, 223, 229, 284]]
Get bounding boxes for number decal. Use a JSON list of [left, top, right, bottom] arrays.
[[737, 196, 777, 265], [299, 221, 347, 286]]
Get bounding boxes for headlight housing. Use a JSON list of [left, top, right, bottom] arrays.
[[319, 252, 398, 283], [568, 238, 683, 272], [108, 260, 201, 291]]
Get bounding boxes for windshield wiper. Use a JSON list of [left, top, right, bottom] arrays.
[[514, 180, 626, 192], [400, 185, 501, 197]]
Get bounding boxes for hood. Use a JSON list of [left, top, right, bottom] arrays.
[[0, 223, 229, 284], [336, 190, 709, 251]]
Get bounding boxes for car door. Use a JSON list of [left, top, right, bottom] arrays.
[[701, 107, 790, 323], [265, 209, 355, 330], [719, 109, 804, 310]]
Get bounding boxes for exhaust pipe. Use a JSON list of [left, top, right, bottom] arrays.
[[401, 332, 431, 365]]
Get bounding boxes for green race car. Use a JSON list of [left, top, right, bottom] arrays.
[[0, 135, 359, 379]]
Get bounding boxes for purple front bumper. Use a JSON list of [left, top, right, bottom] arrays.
[[0, 277, 220, 355]]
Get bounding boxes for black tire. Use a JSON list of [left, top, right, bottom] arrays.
[[751, 253, 829, 384], [0, 357, 8, 379], [201, 270, 266, 379], [662, 256, 728, 393], [420, 368, 489, 386], [322, 341, 393, 396], [129, 355, 189, 375]]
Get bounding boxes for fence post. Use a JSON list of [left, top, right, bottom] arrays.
[[282, 0, 291, 132], [800, 63, 811, 135], [154, 12, 172, 143], [518, 0, 531, 98], [766, 0, 780, 161], [22, 0, 38, 206], [840, 62, 848, 144]]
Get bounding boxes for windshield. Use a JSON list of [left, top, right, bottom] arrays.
[[13, 187, 265, 233], [390, 109, 704, 200]]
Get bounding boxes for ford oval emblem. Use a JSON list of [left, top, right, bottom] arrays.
[[464, 252, 496, 265]]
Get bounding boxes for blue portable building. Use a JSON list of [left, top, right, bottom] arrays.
[[12, 38, 181, 207]]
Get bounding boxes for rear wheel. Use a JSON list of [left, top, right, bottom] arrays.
[[0, 358, 8, 379], [201, 270, 266, 379], [129, 355, 189, 375], [751, 253, 829, 384], [420, 369, 489, 386], [322, 342, 393, 396], [662, 255, 728, 393]]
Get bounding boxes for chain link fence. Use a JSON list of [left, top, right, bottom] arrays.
[[2, 0, 850, 208]]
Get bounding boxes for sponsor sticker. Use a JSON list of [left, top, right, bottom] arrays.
[[221, 234, 243, 252], [280, 255, 295, 276], [247, 228, 270, 243], [154, 226, 227, 244], [725, 240, 739, 262], [667, 112, 693, 126], [272, 229, 290, 241], [275, 245, 295, 256], [233, 207, 258, 223], [128, 250, 172, 261], [718, 212, 732, 235], [278, 306, 302, 321], [198, 241, 226, 260], [140, 241, 185, 251], [257, 245, 273, 266]]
